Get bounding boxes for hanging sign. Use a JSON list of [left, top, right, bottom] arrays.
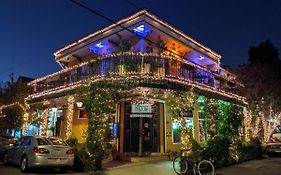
[[131, 104, 152, 113], [130, 97, 154, 117]]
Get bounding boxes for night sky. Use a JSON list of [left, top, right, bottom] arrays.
[[0, 0, 280, 82]]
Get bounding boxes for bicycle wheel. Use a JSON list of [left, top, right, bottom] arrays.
[[197, 160, 215, 175], [173, 156, 188, 174]]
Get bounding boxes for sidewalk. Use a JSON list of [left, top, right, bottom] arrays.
[[76, 157, 281, 175], [102, 160, 174, 175]]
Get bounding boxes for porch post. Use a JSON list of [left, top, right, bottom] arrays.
[[65, 95, 75, 139], [41, 108, 48, 136]]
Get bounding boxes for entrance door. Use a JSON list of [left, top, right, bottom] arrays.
[[124, 101, 161, 153]]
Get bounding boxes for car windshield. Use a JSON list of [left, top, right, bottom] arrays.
[[48, 138, 68, 146], [36, 138, 52, 145]]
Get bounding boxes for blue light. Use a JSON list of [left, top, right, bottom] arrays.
[[89, 42, 105, 53], [96, 42, 104, 48], [133, 24, 151, 37], [133, 25, 145, 32], [198, 55, 205, 60]]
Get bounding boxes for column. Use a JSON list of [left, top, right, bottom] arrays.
[[159, 103, 165, 154], [65, 96, 75, 139], [41, 108, 48, 136], [193, 104, 200, 143], [119, 101, 125, 153]]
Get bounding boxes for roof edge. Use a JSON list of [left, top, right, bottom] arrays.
[[53, 8, 221, 61]]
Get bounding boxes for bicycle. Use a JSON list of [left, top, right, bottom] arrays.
[[173, 150, 215, 175]]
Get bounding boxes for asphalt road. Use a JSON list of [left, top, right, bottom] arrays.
[[1, 158, 281, 175]]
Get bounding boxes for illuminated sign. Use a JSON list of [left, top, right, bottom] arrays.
[[131, 104, 152, 113]]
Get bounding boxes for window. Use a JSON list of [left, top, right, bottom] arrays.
[[198, 112, 207, 143], [172, 118, 193, 144], [79, 110, 88, 119], [22, 137, 31, 146], [14, 137, 25, 146], [36, 138, 51, 145], [48, 138, 68, 146]]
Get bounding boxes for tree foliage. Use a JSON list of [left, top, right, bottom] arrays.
[[236, 40, 281, 112], [0, 75, 30, 134], [0, 105, 24, 131]]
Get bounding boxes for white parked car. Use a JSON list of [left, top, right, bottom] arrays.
[[3, 136, 74, 172], [266, 133, 281, 156]]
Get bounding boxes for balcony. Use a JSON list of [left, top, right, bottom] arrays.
[[27, 52, 244, 102]]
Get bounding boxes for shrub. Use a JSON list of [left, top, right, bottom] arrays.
[[238, 138, 262, 161], [201, 136, 231, 167], [67, 137, 87, 172]]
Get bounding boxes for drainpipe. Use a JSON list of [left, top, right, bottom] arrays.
[[138, 117, 143, 156]]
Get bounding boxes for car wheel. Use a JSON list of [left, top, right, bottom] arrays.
[[21, 156, 29, 173], [3, 153, 8, 165], [59, 167, 68, 173], [268, 152, 274, 157]]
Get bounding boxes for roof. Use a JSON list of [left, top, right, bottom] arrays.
[[53, 9, 221, 63]]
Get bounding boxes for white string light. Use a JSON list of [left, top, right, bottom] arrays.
[[65, 96, 75, 139], [27, 52, 245, 104], [54, 10, 221, 63]]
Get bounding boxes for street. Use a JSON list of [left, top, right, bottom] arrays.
[[1, 158, 281, 175]]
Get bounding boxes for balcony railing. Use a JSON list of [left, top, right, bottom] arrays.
[[28, 52, 243, 101]]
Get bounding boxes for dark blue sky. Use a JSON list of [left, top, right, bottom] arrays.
[[0, 0, 280, 82]]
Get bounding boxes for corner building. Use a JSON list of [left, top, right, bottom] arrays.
[[26, 9, 245, 156]]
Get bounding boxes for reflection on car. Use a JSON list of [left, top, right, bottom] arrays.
[[3, 136, 74, 172]]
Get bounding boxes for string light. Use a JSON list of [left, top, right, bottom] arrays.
[[65, 96, 75, 139], [41, 108, 48, 136], [0, 102, 26, 114], [22, 112, 29, 136], [29, 52, 237, 86], [54, 10, 221, 63], [26, 53, 246, 104]]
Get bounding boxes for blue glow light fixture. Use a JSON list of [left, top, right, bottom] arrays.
[[133, 24, 151, 38], [198, 55, 205, 60], [89, 42, 105, 53], [96, 42, 104, 48]]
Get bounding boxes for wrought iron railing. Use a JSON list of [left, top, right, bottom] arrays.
[[28, 52, 242, 99]]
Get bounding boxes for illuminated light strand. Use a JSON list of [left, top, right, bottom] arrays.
[[41, 109, 48, 136], [65, 96, 75, 139], [244, 108, 281, 142], [29, 52, 242, 88], [243, 111, 253, 141], [22, 112, 29, 136], [26, 73, 246, 105], [54, 10, 220, 63], [0, 102, 26, 113]]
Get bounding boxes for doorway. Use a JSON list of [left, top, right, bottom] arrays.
[[124, 100, 162, 154]]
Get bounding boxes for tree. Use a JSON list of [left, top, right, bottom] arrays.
[[236, 40, 281, 112], [248, 40, 279, 65], [0, 105, 24, 133], [0, 75, 30, 134]]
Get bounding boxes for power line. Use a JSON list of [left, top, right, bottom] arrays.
[[68, 0, 216, 72]]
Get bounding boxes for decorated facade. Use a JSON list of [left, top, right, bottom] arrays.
[[25, 9, 246, 156]]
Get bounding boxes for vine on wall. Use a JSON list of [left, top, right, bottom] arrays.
[[166, 90, 195, 153]]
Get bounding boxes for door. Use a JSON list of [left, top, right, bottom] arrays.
[[124, 101, 161, 153]]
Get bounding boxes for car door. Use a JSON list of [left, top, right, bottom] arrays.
[[16, 137, 32, 165], [8, 137, 24, 164]]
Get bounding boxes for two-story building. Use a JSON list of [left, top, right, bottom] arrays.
[[25, 9, 245, 156]]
